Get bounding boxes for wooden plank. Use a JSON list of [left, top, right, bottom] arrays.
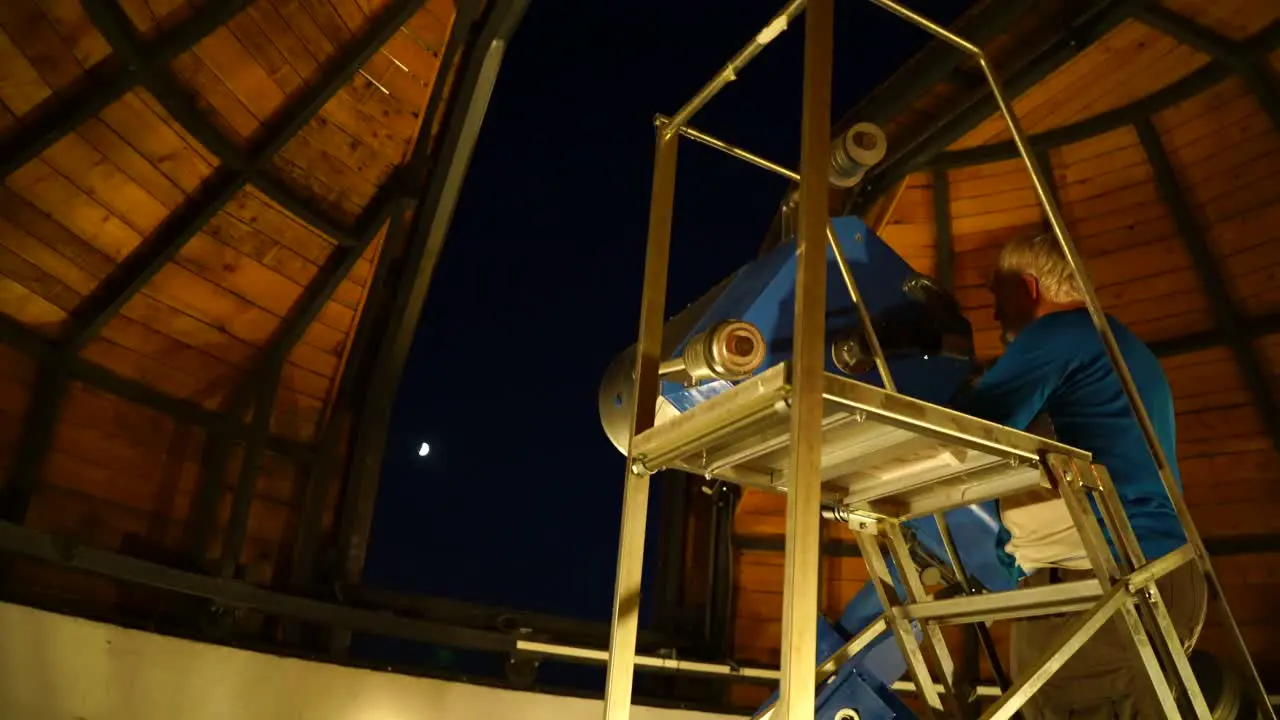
[[1180, 405, 1264, 444], [76, 118, 187, 210], [167, 49, 259, 144], [202, 210, 362, 310], [0, 275, 67, 335], [953, 21, 1152, 150], [264, 155, 364, 225], [97, 314, 243, 396], [1179, 433, 1272, 459], [1130, 308, 1215, 343], [0, 0, 88, 94], [1182, 448, 1280, 509], [6, 158, 145, 262], [1051, 126, 1141, 168], [952, 223, 1044, 255], [34, 0, 113, 68], [1054, 151, 1152, 204], [81, 338, 228, 407], [0, 342, 36, 425], [280, 113, 398, 190], [173, 232, 351, 333], [1187, 148, 1280, 226], [951, 205, 1045, 236], [287, 342, 339, 380], [0, 241, 82, 312], [950, 185, 1038, 219], [98, 91, 217, 194], [254, 451, 302, 505], [1029, 29, 1187, 134], [0, 26, 54, 115], [1211, 200, 1280, 261], [41, 132, 172, 237], [108, 292, 253, 368], [1153, 77, 1252, 144], [1165, 113, 1279, 194], [1160, 0, 1280, 41], [189, 23, 289, 123], [1068, 190, 1169, 241], [1059, 42, 1210, 130], [224, 188, 335, 266], [947, 159, 1028, 201], [1193, 501, 1280, 536], [1064, 178, 1164, 231], [271, 384, 325, 441], [0, 187, 115, 278]]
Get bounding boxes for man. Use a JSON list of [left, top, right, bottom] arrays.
[[952, 233, 1205, 719]]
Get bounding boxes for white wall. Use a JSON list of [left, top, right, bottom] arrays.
[[0, 602, 746, 720]]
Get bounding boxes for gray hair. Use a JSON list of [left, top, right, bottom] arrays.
[[997, 233, 1084, 304]]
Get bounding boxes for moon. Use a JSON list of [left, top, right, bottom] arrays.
[[418, 442, 431, 457]]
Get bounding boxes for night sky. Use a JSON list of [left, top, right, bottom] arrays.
[[364, 0, 975, 626]]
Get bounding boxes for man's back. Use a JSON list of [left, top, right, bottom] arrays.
[[957, 307, 1186, 561]]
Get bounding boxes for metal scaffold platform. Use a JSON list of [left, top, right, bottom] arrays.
[[600, 1, 1275, 719]]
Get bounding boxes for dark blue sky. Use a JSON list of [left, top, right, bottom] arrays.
[[365, 0, 973, 622]]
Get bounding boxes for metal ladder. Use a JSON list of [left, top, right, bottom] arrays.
[[601, 1, 1273, 719]]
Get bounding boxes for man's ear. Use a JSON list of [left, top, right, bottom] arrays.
[[1020, 273, 1039, 301]]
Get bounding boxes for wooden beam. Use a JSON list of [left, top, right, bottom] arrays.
[[844, 0, 1035, 129], [332, 0, 529, 593], [930, 22, 1280, 170], [75, 0, 428, 352], [218, 363, 282, 578], [1135, 116, 1280, 458], [1135, 5, 1280, 129], [0, 0, 251, 180], [0, 315, 311, 458], [858, 0, 1151, 205], [35, 0, 427, 536], [931, 167, 954, 290]]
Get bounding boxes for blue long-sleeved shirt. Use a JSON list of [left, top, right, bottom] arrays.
[[953, 309, 1187, 571]]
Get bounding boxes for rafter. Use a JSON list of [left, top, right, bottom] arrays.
[[76, 0, 426, 353], [930, 166, 953, 290], [1135, 5, 1280, 129], [928, 16, 1280, 171], [0, 0, 251, 181], [1135, 117, 1280, 457], [0, 315, 311, 456], [213, 186, 407, 574], [3, 0, 427, 525], [858, 0, 1152, 203], [333, 0, 530, 594]]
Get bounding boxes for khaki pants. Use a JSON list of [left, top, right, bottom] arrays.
[[1009, 561, 1207, 719]]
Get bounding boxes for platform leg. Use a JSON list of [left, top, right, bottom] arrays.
[[1090, 465, 1211, 719], [603, 127, 680, 720], [934, 512, 1009, 694], [884, 522, 964, 717], [1048, 455, 1181, 719], [775, 1, 834, 719], [856, 531, 943, 719]]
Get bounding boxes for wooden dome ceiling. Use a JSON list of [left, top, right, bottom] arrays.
[[0, 0, 525, 627], [728, 0, 1280, 711]]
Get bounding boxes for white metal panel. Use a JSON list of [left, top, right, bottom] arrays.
[[0, 602, 745, 720]]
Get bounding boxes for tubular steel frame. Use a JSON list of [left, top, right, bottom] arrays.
[[604, 0, 1275, 718]]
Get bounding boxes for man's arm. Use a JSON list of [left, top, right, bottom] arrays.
[[952, 323, 1072, 430]]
